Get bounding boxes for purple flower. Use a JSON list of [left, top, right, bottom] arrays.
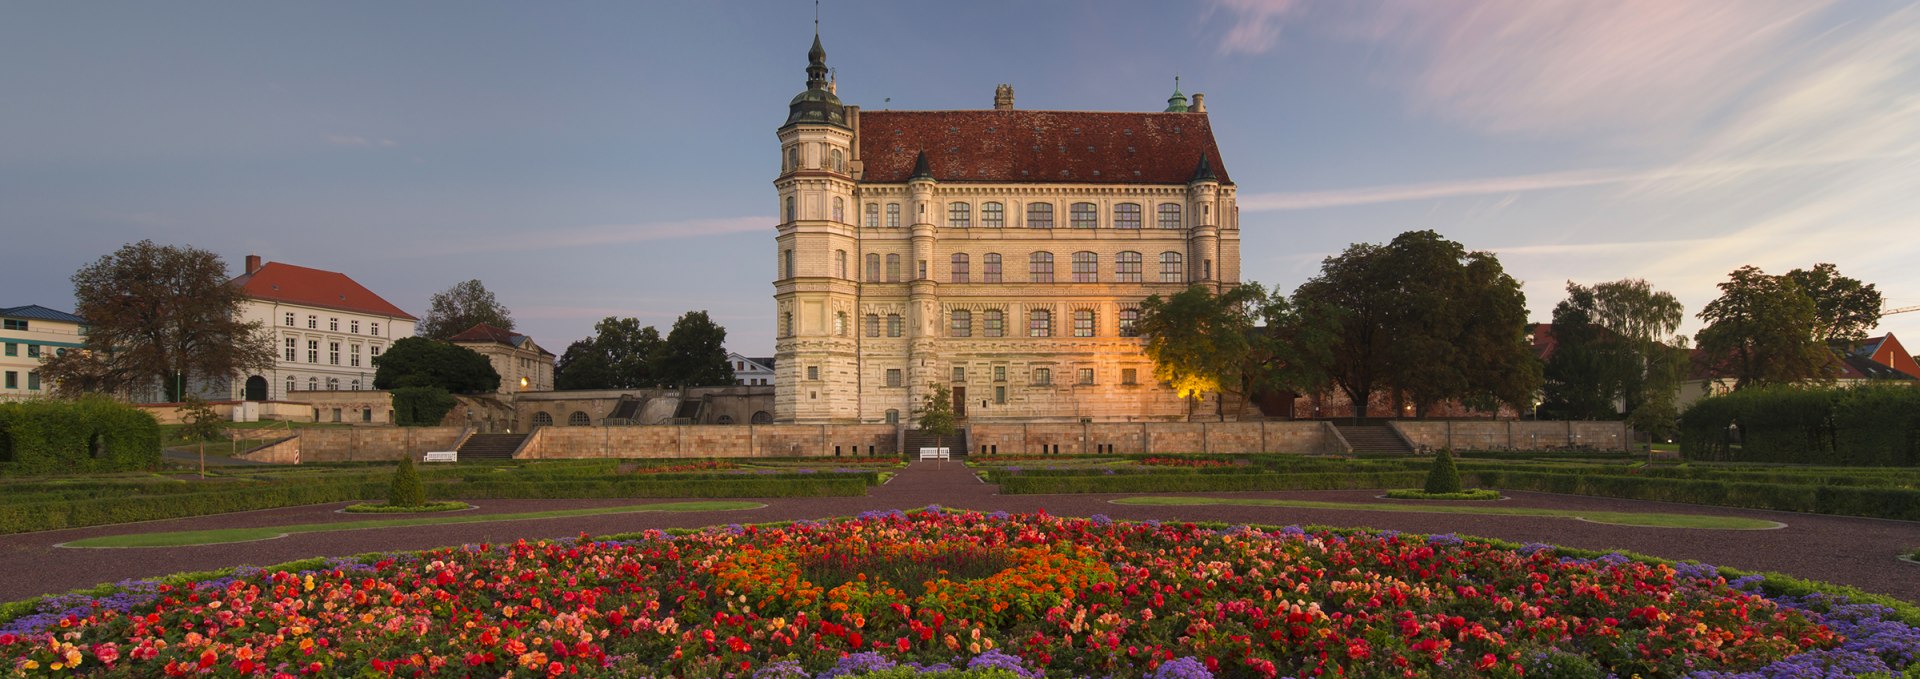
[[967, 649, 1045, 678], [1150, 657, 1214, 679], [1426, 533, 1464, 546], [820, 652, 897, 678]]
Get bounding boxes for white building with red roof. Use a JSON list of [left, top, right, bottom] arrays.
[[773, 34, 1239, 424], [228, 254, 417, 405]]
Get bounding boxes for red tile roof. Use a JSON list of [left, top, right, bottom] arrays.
[[855, 110, 1231, 185], [448, 323, 517, 344], [231, 262, 417, 320]]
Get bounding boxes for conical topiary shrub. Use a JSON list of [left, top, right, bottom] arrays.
[[389, 455, 426, 507], [1423, 447, 1463, 495]]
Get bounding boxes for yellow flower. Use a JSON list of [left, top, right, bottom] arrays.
[[65, 649, 83, 667]]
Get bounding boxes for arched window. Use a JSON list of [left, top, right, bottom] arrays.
[[1070, 202, 1097, 228], [782, 311, 793, 337], [829, 148, 844, 172], [886, 254, 901, 282], [866, 314, 881, 337], [1025, 202, 1053, 229], [865, 203, 880, 227], [1115, 203, 1142, 229], [751, 411, 774, 424], [948, 202, 971, 227], [1074, 309, 1096, 337], [1158, 203, 1182, 229], [568, 411, 590, 426], [285, 376, 295, 395], [1160, 251, 1185, 282], [832, 197, 845, 222], [835, 312, 848, 336], [786, 147, 799, 172], [783, 249, 795, 280], [350, 379, 361, 391], [1072, 251, 1098, 282], [307, 377, 317, 391], [983, 253, 1003, 283], [886, 203, 901, 227], [866, 253, 881, 281], [1029, 309, 1052, 337], [1116, 251, 1143, 282], [1028, 252, 1053, 283], [982, 202, 1005, 227], [984, 309, 1005, 337], [950, 253, 970, 283], [1119, 308, 1141, 337], [951, 309, 972, 337], [837, 250, 848, 278], [786, 196, 796, 223], [716, 414, 735, 425], [887, 313, 903, 337]]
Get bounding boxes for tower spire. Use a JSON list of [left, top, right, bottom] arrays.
[[1165, 75, 1189, 112]]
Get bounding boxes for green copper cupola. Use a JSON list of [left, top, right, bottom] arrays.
[[1164, 76, 1189, 113], [785, 33, 848, 129]]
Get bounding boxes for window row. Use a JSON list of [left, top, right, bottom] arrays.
[[281, 312, 381, 336], [782, 143, 847, 174], [865, 201, 1186, 229], [3, 343, 66, 359], [872, 365, 1145, 389], [282, 375, 365, 392], [856, 306, 1142, 339], [2, 370, 41, 391], [950, 251, 1185, 283], [282, 336, 382, 366]]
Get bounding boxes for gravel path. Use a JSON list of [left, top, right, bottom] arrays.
[[3, 460, 1916, 604]]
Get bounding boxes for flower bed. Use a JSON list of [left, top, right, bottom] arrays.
[[3, 511, 1915, 678], [1136, 457, 1244, 469], [634, 461, 741, 474]]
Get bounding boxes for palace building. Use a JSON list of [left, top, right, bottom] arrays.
[[773, 34, 1240, 423]]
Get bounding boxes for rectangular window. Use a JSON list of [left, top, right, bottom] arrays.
[[886, 369, 902, 387], [1158, 203, 1182, 229], [1161, 253, 1185, 283], [982, 202, 1005, 228], [1072, 252, 1097, 282], [3, 343, 13, 357], [886, 203, 901, 227], [918, 260, 927, 280], [307, 340, 319, 363], [328, 342, 340, 365], [1122, 368, 1138, 385], [1025, 202, 1053, 229], [951, 255, 970, 283], [948, 202, 971, 227], [1029, 310, 1051, 337], [950, 311, 972, 337], [329, 317, 338, 331], [995, 385, 1006, 403], [984, 310, 1004, 337], [1033, 368, 1051, 386], [284, 337, 296, 361], [1116, 252, 1142, 282], [350, 343, 361, 367], [983, 255, 1002, 283], [952, 366, 965, 382], [283, 312, 294, 327], [865, 203, 880, 227], [1070, 202, 1097, 228], [1074, 309, 1095, 337], [307, 315, 316, 329], [24, 345, 38, 359], [371, 344, 383, 357], [27, 371, 40, 390], [887, 314, 902, 338], [350, 320, 360, 334], [1119, 308, 1140, 337], [370, 323, 380, 335], [3, 371, 14, 389], [887, 255, 901, 282], [1115, 203, 1142, 229], [2, 319, 25, 331], [1029, 253, 1053, 283], [1078, 368, 1094, 385], [866, 314, 880, 337], [808, 365, 820, 380], [994, 366, 1007, 381]]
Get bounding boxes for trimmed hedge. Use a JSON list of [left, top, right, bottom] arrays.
[[1466, 470, 1920, 521], [1679, 384, 1920, 466], [996, 471, 1428, 495], [0, 397, 162, 475]]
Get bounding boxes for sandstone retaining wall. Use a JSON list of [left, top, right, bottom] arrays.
[[1391, 420, 1630, 451]]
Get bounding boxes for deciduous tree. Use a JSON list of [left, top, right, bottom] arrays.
[[655, 311, 734, 388], [419, 279, 514, 340], [1137, 284, 1263, 421], [916, 383, 958, 455], [1695, 265, 1830, 391], [1544, 278, 1688, 430], [46, 241, 274, 401], [371, 337, 499, 394], [1785, 263, 1883, 343]]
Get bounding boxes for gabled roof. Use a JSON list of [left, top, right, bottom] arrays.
[[726, 352, 776, 372], [448, 323, 553, 356], [0, 304, 85, 324], [230, 262, 417, 320], [856, 110, 1231, 185]]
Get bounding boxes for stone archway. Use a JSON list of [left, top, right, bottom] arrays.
[[243, 375, 268, 401]]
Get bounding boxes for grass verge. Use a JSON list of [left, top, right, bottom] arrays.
[[1112, 496, 1782, 530], [60, 501, 763, 548], [1384, 489, 1503, 501]]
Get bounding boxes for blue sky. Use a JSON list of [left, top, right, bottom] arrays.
[[4, 1, 1918, 356]]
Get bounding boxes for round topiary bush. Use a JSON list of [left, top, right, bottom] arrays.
[[1423, 447, 1463, 494]]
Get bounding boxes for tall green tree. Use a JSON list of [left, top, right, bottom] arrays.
[[553, 317, 666, 390], [1695, 266, 1830, 391], [46, 240, 274, 401], [916, 383, 958, 454], [554, 339, 614, 390], [372, 337, 500, 393], [655, 311, 734, 388], [1136, 284, 1263, 421], [1293, 231, 1539, 417], [1544, 279, 1689, 426], [419, 279, 514, 340], [1244, 288, 1337, 410], [1784, 263, 1883, 343]]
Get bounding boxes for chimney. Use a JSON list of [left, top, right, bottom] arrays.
[[1191, 93, 1205, 113], [994, 83, 1014, 110], [245, 254, 262, 274]]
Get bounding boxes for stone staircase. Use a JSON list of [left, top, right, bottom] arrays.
[[1335, 424, 1413, 455], [903, 428, 969, 458], [457, 433, 527, 461]]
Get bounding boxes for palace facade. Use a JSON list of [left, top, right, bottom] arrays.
[[773, 35, 1240, 423]]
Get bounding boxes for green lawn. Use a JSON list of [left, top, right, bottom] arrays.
[[1112, 496, 1783, 530], [60, 500, 764, 548]]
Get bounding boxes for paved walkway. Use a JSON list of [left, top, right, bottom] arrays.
[[3, 461, 1917, 605]]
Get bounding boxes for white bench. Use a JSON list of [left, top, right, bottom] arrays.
[[422, 451, 459, 463], [918, 447, 950, 460]]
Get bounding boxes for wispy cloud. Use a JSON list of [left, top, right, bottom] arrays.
[[1206, 0, 1303, 56], [326, 135, 397, 148], [428, 216, 766, 256]]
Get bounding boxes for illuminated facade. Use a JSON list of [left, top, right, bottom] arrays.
[[773, 36, 1240, 423]]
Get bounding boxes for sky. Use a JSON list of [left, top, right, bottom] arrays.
[[3, 1, 1918, 357]]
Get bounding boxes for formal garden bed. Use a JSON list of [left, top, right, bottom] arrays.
[[2, 509, 1915, 677], [340, 500, 472, 514], [1382, 488, 1503, 500]]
